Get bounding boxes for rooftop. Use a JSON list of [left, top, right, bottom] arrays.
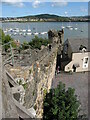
[[64, 38, 90, 53]]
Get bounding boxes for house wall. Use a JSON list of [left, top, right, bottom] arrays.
[[67, 43, 72, 59], [65, 52, 90, 72], [63, 40, 72, 59]]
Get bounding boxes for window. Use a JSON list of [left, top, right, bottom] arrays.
[[84, 58, 88, 64], [83, 57, 89, 68]]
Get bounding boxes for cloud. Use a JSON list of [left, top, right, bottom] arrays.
[[51, 0, 88, 1], [2, 0, 22, 3], [1, 0, 25, 7], [15, 2, 24, 7], [32, 0, 40, 8], [65, 11, 68, 14], [80, 7, 88, 12], [51, 1, 68, 7]]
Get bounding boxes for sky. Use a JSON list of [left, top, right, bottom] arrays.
[[1, 1, 88, 17]]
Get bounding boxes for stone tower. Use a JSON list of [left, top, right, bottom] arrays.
[[48, 29, 64, 71], [48, 29, 64, 44]]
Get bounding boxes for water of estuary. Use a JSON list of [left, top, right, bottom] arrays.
[[2, 22, 88, 43]]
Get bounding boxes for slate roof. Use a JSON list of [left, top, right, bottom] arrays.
[[65, 38, 90, 53]]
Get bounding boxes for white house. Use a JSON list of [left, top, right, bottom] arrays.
[[63, 38, 90, 72]]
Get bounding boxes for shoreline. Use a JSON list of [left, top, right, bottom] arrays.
[[1, 21, 89, 23]]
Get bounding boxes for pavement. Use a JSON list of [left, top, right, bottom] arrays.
[[52, 72, 88, 117]]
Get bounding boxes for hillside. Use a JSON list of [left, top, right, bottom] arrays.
[[1, 14, 89, 22], [19, 14, 60, 19], [17, 14, 89, 22]]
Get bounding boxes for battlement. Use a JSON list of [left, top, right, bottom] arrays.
[[48, 29, 64, 44], [2, 29, 64, 119]]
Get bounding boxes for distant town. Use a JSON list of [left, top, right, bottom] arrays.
[[0, 14, 89, 22]]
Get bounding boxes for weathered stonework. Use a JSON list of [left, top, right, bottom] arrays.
[[35, 57, 57, 117], [5, 44, 58, 118], [3, 29, 64, 119]]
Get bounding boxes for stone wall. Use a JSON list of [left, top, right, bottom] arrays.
[[5, 43, 59, 118], [4, 29, 64, 119], [48, 29, 64, 44], [35, 57, 57, 117], [25, 44, 58, 118]]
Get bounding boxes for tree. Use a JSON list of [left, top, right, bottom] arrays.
[[0, 29, 5, 44], [29, 36, 50, 50], [43, 82, 80, 120], [3, 35, 14, 51], [0, 29, 16, 51]]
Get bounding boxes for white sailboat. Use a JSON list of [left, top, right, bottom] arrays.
[[23, 33, 26, 37], [74, 23, 78, 30], [4, 30, 7, 33], [41, 32, 47, 35], [9, 28, 13, 32], [61, 26, 65, 29], [27, 29, 31, 32], [61, 22, 65, 29], [22, 29, 26, 32], [34, 25, 38, 35], [69, 27, 73, 30], [19, 33, 22, 35], [13, 32, 17, 36], [34, 32, 39, 35], [16, 28, 19, 32], [27, 32, 31, 35], [27, 26, 31, 32], [66, 20, 72, 29], [74, 27, 78, 30], [66, 25, 72, 29]]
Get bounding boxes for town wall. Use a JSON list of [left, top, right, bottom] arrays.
[[3, 29, 64, 118]]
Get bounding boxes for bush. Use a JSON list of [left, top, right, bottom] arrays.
[[21, 41, 29, 50], [4, 35, 14, 51], [29, 36, 50, 50], [43, 82, 80, 120], [0, 29, 16, 51]]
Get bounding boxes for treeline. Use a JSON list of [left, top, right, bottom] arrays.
[[17, 14, 89, 22]]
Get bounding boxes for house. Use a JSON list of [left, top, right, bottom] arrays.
[[63, 38, 90, 72]]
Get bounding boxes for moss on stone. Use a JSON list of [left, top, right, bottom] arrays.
[[22, 83, 28, 89], [29, 69, 32, 74], [43, 88, 47, 98]]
